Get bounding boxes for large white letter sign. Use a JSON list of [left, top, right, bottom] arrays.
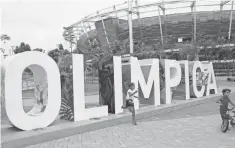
[[73, 54, 108, 121], [164, 60, 182, 104], [192, 61, 205, 98], [113, 56, 123, 114], [4, 51, 61, 130], [202, 62, 218, 96], [131, 58, 160, 108], [179, 60, 190, 100]]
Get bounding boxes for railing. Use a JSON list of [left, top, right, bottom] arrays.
[[214, 69, 235, 77], [215, 73, 235, 76]]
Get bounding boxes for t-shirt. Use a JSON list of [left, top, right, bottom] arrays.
[[220, 95, 230, 110], [126, 89, 138, 100]]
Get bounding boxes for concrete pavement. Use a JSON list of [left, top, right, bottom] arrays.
[[22, 93, 235, 148], [2, 80, 235, 148], [23, 114, 235, 148]]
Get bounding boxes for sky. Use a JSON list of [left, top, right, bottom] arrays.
[[0, 0, 232, 53]]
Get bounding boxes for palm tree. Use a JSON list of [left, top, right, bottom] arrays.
[[0, 34, 11, 43]]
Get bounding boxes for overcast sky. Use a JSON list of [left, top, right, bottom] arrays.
[[0, 0, 232, 52]]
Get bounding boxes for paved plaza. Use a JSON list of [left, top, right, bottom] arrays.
[[23, 93, 235, 148]]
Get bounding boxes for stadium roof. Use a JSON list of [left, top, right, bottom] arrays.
[[67, 0, 234, 28]]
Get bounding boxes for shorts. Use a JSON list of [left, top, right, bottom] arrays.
[[220, 106, 229, 120], [221, 112, 229, 120], [126, 99, 134, 107]]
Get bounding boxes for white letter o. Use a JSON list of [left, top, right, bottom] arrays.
[[4, 52, 61, 130]]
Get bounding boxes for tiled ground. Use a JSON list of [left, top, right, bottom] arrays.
[[23, 93, 235, 148], [2, 80, 235, 148], [23, 115, 235, 148]]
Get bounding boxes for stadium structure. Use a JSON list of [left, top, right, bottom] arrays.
[[63, 0, 235, 77]]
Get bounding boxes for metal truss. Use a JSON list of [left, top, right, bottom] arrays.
[[63, 0, 235, 53]]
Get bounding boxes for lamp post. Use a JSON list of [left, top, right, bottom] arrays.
[[228, 0, 234, 41], [128, 0, 134, 54]]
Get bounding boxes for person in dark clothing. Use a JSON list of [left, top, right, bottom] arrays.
[[99, 64, 115, 113], [216, 89, 235, 122]]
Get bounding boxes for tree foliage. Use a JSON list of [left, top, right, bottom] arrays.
[[47, 43, 71, 63], [0, 34, 11, 43], [58, 43, 64, 51], [14, 42, 31, 54], [73, 43, 84, 54], [33, 48, 44, 52], [48, 49, 60, 63]]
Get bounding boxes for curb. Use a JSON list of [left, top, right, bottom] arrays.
[[2, 94, 221, 148]]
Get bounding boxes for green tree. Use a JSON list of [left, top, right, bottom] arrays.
[[232, 48, 235, 58], [162, 35, 176, 50], [14, 42, 31, 54], [175, 43, 196, 61], [56, 43, 70, 55], [196, 31, 222, 61], [218, 48, 229, 60], [62, 49, 70, 55], [33, 48, 44, 52], [0, 34, 11, 43], [58, 43, 64, 51], [48, 49, 60, 63], [73, 41, 84, 54]]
